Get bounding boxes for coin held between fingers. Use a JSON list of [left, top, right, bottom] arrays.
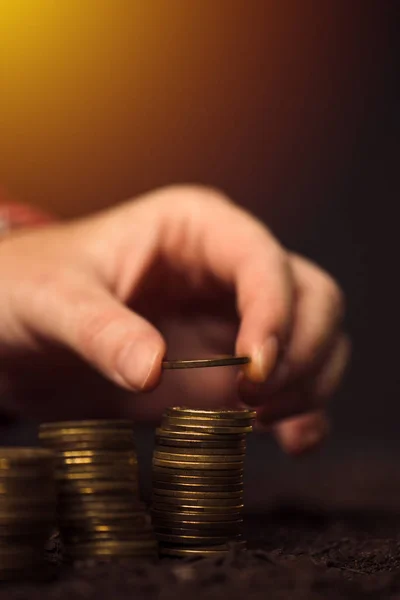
[[162, 356, 250, 370]]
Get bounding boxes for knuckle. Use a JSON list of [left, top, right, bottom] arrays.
[[158, 184, 232, 211], [77, 310, 119, 358]]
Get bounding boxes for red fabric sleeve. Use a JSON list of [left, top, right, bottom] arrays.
[[0, 188, 56, 233]]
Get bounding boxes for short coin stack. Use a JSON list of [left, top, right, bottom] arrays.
[[0, 448, 56, 580], [39, 420, 157, 561], [151, 407, 255, 558]]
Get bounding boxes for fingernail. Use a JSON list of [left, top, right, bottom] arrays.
[[116, 341, 161, 391], [247, 336, 279, 383]]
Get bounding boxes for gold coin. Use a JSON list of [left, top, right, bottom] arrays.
[[155, 438, 246, 451], [0, 482, 55, 497], [155, 428, 246, 442], [163, 414, 253, 427], [56, 462, 138, 473], [153, 489, 243, 499], [40, 419, 135, 430], [155, 444, 245, 456], [60, 513, 151, 526], [40, 428, 135, 439], [151, 502, 243, 513], [162, 419, 253, 434], [160, 541, 246, 558], [152, 482, 242, 493], [153, 451, 244, 463], [58, 496, 144, 509], [152, 465, 243, 478], [58, 449, 137, 459], [151, 509, 242, 522], [165, 417, 252, 427], [62, 522, 153, 534], [0, 448, 54, 466], [165, 408, 256, 419], [155, 524, 241, 536], [67, 539, 158, 555], [0, 510, 55, 524], [154, 519, 241, 530], [153, 458, 243, 470], [152, 472, 243, 485], [40, 439, 136, 452], [55, 471, 138, 483], [152, 495, 244, 507], [156, 533, 241, 546], [162, 357, 250, 370], [58, 481, 139, 494], [160, 547, 226, 557]]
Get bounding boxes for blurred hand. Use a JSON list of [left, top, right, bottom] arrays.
[[0, 186, 349, 454]]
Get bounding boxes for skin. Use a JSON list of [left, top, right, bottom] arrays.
[[0, 186, 350, 454]]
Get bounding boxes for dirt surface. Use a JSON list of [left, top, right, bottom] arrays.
[[2, 424, 400, 598], [1, 506, 400, 599]]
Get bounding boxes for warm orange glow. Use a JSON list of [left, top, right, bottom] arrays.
[[0, 3, 386, 220]]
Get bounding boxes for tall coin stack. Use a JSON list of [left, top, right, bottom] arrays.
[[0, 448, 56, 580], [151, 407, 255, 558], [39, 420, 157, 561]]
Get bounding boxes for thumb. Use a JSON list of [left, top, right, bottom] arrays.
[[23, 278, 166, 391]]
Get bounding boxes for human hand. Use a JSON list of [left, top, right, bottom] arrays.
[[0, 186, 349, 454]]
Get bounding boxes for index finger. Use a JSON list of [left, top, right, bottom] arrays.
[[158, 187, 294, 382]]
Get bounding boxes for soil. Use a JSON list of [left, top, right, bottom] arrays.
[[0, 506, 399, 599], [2, 425, 400, 598]]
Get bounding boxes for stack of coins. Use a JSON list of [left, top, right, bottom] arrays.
[[39, 420, 157, 561], [0, 448, 56, 581], [151, 408, 255, 558]]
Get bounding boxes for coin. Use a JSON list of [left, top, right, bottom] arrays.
[[162, 356, 250, 369], [154, 444, 246, 456], [0, 448, 54, 467], [150, 509, 242, 522], [152, 482, 243, 493], [162, 419, 253, 434], [155, 428, 246, 442], [153, 458, 243, 470], [40, 419, 135, 430], [160, 541, 246, 557], [58, 480, 139, 493], [152, 465, 243, 478], [165, 407, 256, 419], [55, 469, 138, 481], [153, 489, 243, 499], [152, 500, 244, 512], [153, 451, 244, 463], [152, 496, 244, 508], [60, 511, 147, 522], [40, 428, 136, 440], [155, 533, 241, 545], [69, 539, 158, 557], [152, 472, 243, 485], [155, 437, 246, 450], [40, 438, 136, 451], [154, 520, 241, 531], [40, 419, 156, 560]]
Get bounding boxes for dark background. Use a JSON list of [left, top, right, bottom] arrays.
[[0, 1, 399, 502]]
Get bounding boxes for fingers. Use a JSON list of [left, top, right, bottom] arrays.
[[273, 410, 330, 456], [18, 273, 166, 391], [84, 186, 295, 385], [254, 333, 350, 425], [238, 253, 345, 406], [157, 187, 295, 383]]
